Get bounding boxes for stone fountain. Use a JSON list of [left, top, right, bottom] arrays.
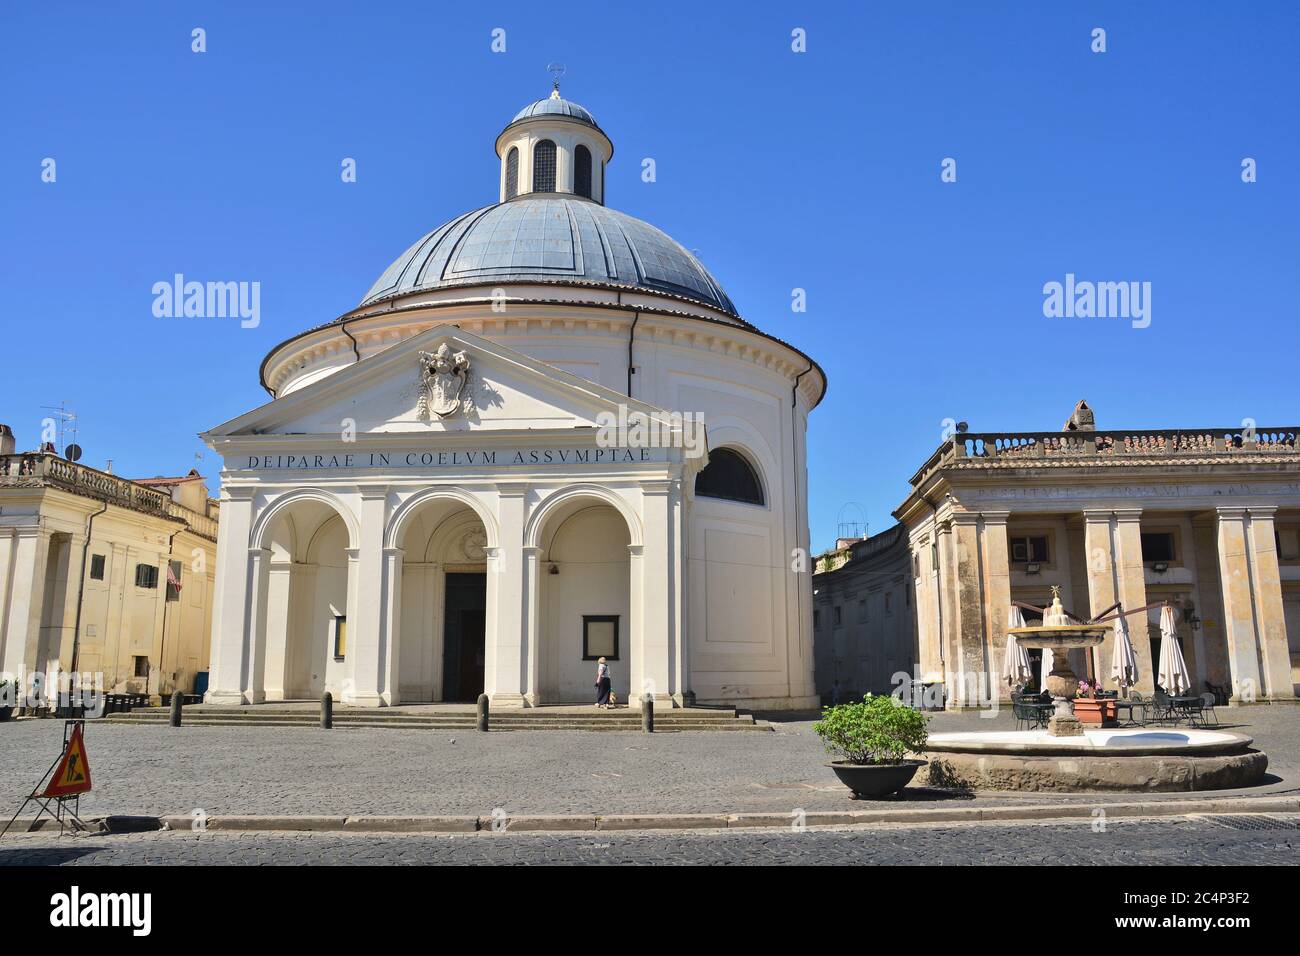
[[1007, 586, 1106, 737], [917, 585, 1268, 792]]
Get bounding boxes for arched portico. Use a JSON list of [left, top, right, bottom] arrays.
[[246, 490, 359, 704], [385, 490, 495, 703]]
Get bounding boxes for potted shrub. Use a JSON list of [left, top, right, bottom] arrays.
[[0, 675, 16, 721], [814, 694, 929, 799], [1071, 678, 1118, 727]]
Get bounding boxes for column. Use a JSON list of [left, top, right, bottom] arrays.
[[243, 547, 271, 704], [1244, 508, 1293, 701], [638, 482, 678, 708], [980, 512, 1012, 701], [349, 487, 388, 707], [488, 486, 527, 708], [206, 490, 255, 704], [945, 512, 987, 708], [379, 547, 404, 706], [263, 561, 294, 700], [1217, 506, 1295, 702], [521, 545, 541, 706], [0, 526, 51, 691], [1113, 509, 1154, 693]]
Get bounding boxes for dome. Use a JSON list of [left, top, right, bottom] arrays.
[[509, 94, 600, 130], [360, 196, 738, 317]]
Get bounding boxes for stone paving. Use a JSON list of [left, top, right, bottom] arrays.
[[2, 815, 1298, 865], [3, 706, 1296, 819]]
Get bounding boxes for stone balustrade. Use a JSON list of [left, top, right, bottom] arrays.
[[0, 453, 217, 540], [951, 427, 1297, 463]]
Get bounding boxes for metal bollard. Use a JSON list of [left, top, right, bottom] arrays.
[[642, 696, 654, 733], [169, 691, 183, 728], [476, 693, 489, 732], [321, 691, 333, 729]]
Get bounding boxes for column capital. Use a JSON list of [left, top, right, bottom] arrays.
[[222, 485, 258, 502], [1081, 508, 1114, 522], [382, 546, 405, 559], [1112, 508, 1143, 523], [1247, 506, 1279, 520], [1215, 506, 1250, 520], [357, 484, 389, 500], [949, 511, 980, 527], [494, 481, 531, 498], [978, 510, 1011, 525]]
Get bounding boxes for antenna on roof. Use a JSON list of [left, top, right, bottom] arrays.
[[547, 62, 566, 96]]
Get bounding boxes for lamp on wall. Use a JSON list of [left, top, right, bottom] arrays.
[[1182, 601, 1201, 630], [548, 563, 559, 575], [1024, 562, 1042, 575], [1152, 561, 1170, 573]]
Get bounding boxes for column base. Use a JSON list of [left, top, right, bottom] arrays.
[[344, 693, 388, 708], [490, 693, 527, 709], [204, 690, 247, 705]]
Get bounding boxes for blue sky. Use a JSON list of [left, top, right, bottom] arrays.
[[2, 2, 1296, 552]]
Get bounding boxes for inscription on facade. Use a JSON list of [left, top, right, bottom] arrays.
[[239, 446, 660, 471]]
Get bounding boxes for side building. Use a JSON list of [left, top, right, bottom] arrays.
[[893, 404, 1299, 709], [812, 524, 916, 703], [0, 425, 220, 703]]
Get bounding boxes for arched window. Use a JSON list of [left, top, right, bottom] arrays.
[[695, 448, 764, 505], [505, 147, 519, 199], [532, 140, 556, 193], [574, 144, 592, 198]]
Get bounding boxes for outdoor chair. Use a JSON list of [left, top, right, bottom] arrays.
[[1130, 691, 1158, 727], [1151, 690, 1176, 725], [1198, 692, 1220, 726], [1204, 680, 1230, 707]]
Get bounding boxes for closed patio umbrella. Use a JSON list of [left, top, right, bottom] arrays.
[[1157, 605, 1190, 695], [1110, 614, 1139, 690], [1002, 607, 1032, 688]]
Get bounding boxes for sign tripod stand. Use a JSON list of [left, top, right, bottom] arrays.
[[0, 719, 94, 838]]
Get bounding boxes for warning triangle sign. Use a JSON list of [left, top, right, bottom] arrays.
[[42, 724, 92, 798]]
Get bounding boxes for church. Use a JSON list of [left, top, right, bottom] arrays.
[[201, 86, 826, 710]]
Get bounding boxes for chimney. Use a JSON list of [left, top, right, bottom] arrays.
[[1063, 400, 1096, 432], [0, 424, 15, 456]]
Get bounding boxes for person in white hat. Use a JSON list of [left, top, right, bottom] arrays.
[[594, 657, 611, 708]]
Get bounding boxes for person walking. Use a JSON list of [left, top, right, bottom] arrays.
[[594, 657, 611, 708]]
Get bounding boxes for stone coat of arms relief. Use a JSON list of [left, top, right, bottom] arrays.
[[416, 344, 472, 420]]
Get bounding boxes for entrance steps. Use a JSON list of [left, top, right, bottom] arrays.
[[100, 705, 770, 732]]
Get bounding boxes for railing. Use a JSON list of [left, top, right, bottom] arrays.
[[0, 453, 218, 539], [953, 427, 1297, 462]]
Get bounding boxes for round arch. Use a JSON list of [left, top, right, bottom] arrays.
[[385, 487, 499, 551], [524, 484, 643, 550], [250, 488, 360, 552]]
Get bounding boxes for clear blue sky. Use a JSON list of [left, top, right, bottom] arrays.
[[2, 2, 1296, 552]]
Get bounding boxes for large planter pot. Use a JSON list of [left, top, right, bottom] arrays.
[[0, 706, 12, 722], [1072, 697, 1118, 727], [829, 759, 927, 799]]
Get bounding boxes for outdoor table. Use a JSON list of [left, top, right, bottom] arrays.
[[1113, 699, 1139, 727], [1168, 696, 1203, 725]]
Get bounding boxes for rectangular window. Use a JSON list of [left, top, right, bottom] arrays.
[[832, 606, 842, 626], [1275, 528, 1299, 561], [89, 554, 106, 580], [884, 592, 893, 614], [165, 560, 183, 602], [813, 609, 821, 629], [133, 656, 149, 678], [1140, 532, 1176, 563], [582, 615, 619, 660], [333, 616, 347, 661], [135, 563, 158, 589], [857, 599, 867, 623], [1010, 535, 1049, 563]]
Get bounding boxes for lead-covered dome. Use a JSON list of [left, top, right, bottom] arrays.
[[360, 196, 738, 317], [509, 94, 600, 130]]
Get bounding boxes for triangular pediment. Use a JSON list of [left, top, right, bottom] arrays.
[[204, 326, 670, 439]]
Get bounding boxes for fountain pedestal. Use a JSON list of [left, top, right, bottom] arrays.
[[1009, 590, 1107, 738], [1044, 657, 1085, 737]]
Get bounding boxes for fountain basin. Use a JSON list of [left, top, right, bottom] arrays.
[[919, 729, 1267, 792]]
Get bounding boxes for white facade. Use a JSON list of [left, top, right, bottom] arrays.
[[202, 90, 825, 710]]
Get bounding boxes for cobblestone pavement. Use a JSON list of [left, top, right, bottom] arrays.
[[3, 707, 1296, 818], [2, 815, 1298, 865]]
